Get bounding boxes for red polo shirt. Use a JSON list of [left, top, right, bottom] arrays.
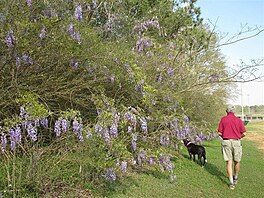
[[218, 112, 246, 139]]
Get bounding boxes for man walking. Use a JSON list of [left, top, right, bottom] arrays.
[[218, 105, 246, 190]]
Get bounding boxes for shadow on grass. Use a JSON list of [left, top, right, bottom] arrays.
[[181, 153, 228, 185], [181, 153, 202, 166], [204, 162, 227, 185]]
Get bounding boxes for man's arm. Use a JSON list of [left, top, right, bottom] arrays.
[[240, 120, 246, 138]]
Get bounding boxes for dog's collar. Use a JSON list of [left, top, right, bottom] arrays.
[[186, 142, 192, 146]]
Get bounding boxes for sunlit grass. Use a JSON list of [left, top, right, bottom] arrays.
[[102, 138, 263, 198], [1, 123, 263, 197]]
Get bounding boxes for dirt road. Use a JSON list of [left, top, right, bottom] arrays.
[[244, 121, 264, 153]]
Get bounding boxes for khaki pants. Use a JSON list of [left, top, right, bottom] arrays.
[[222, 139, 242, 162]]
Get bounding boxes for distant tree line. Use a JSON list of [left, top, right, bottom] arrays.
[[234, 105, 264, 114]]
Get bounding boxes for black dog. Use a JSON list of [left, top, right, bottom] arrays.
[[182, 139, 207, 167]]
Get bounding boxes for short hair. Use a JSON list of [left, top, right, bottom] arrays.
[[226, 105, 235, 113]]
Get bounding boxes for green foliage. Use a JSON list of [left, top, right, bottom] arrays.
[[0, 0, 239, 196]]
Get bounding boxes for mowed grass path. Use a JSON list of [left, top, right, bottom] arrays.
[[101, 122, 264, 198]]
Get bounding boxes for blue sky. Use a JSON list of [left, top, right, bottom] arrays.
[[196, 0, 264, 106]]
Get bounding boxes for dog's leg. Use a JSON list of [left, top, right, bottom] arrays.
[[203, 154, 207, 166], [198, 154, 202, 166], [188, 152, 192, 160], [193, 154, 195, 162]]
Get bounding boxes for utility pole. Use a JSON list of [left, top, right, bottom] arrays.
[[247, 94, 250, 120], [241, 84, 244, 121]]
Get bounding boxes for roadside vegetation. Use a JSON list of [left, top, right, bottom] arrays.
[[1, 122, 263, 197]]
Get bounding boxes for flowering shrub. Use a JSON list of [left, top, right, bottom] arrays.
[[0, 0, 225, 196]]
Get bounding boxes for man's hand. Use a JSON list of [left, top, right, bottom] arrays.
[[241, 132, 246, 138], [218, 132, 222, 137]]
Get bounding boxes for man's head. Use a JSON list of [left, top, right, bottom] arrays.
[[226, 105, 235, 113]]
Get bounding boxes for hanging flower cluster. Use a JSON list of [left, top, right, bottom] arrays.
[[54, 114, 84, 142], [0, 105, 49, 153]]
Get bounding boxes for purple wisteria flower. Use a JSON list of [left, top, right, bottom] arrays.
[[116, 159, 120, 167], [92, 1, 97, 9], [158, 154, 170, 166], [137, 150, 146, 166], [139, 117, 148, 134], [74, 5, 82, 20], [170, 42, 175, 49], [209, 74, 220, 82], [184, 115, 189, 123], [110, 75, 115, 83], [132, 133, 137, 151], [20, 106, 25, 118], [130, 158, 136, 165], [40, 117, 49, 128], [86, 130, 92, 139], [70, 60, 79, 68], [133, 19, 160, 35], [121, 161, 127, 172], [34, 119, 40, 127], [96, 109, 102, 115], [134, 85, 139, 92], [26, 0, 32, 6], [1, 133, 7, 153], [196, 135, 202, 145], [170, 118, 178, 129], [68, 23, 74, 36], [26, 122, 38, 141], [39, 28, 46, 39], [86, 5, 91, 11], [185, 125, 190, 136], [103, 127, 111, 144], [54, 119, 62, 136], [16, 57, 21, 68], [72, 119, 82, 132], [61, 118, 70, 132], [22, 53, 33, 65], [5, 30, 16, 48], [104, 168, 116, 181], [157, 74, 162, 82], [67, 23, 81, 44], [74, 31, 81, 45], [9, 127, 22, 151], [147, 157, 155, 165], [198, 131, 207, 140], [146, 51, 154, 57], [109, 123, 118, 138], [136, 38, 153, 53], [160, 134, 170, 147], [124, 111, 137, 129], [72, 119, 84, 142], [95, 122, 103, 137], [167, 67, 174, 76], [128, 125, 132, 133], [166, 162, 175, 171]]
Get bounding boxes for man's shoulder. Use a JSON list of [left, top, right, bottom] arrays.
[[220, 115, 228, 120]]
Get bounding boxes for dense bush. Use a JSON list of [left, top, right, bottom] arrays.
[[0, 0, 231, 196]]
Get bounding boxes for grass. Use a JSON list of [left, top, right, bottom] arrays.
[[246, 121, 264, 133], [96, 122, 264, 198], [0, 122, 263, 197]]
